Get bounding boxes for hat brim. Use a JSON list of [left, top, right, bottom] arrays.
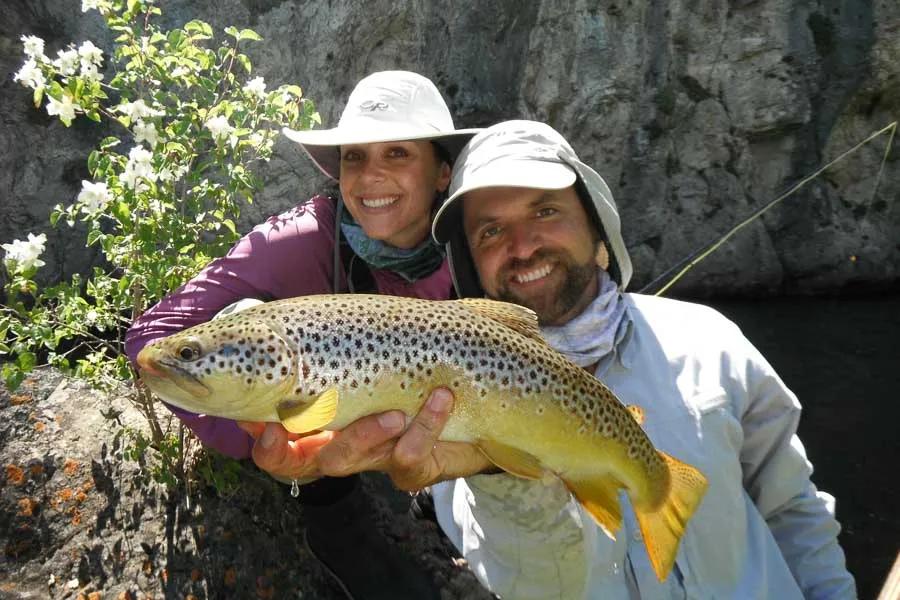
[[432, 158, 576, 244], [283, 126, 482, 180]]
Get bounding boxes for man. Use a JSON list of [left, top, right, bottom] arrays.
[[316, 120, 856, 598]]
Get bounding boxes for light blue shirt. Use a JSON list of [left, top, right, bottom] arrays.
[[433, 293, 856, 599]]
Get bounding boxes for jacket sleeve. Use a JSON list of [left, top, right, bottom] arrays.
[[438, 473, 590, 599], [737, 338, 857, 599], [124, 198, 339, 458]]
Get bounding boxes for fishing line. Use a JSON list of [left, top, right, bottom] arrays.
[[638, 121, 897, 296]]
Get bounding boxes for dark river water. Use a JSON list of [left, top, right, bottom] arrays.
[[703, 294, 900, 599]]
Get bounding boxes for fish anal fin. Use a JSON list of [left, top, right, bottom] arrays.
[[277, 388, 338, 434], [454, 298, 546, 344], [477, 440, 545, 480], [626, 404, 645, 426], [634, 450, 709, 582], [566, 475, 625, 539]]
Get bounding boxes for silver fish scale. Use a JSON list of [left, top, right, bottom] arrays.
[[254, 294, 654, 465]]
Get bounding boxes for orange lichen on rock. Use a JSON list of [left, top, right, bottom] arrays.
[[63, 459, 80, 477], [5, 464, 26, 485], [9, 394, 31, 405], [17, 497, 39, 517]]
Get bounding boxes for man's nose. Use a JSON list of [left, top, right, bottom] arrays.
[[506, 223, 540, 260]]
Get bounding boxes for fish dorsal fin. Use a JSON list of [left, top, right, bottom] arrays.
[[455, 298, 546, 344], [626, 405, 645, 426], [277, 388, 339, 434], [477, 439, 546, 480]]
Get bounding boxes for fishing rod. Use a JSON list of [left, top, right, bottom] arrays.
[[638, 121, 897, 296]]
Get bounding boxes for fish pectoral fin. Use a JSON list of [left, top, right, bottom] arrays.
[[277, 388, 339, 434], [565, 475, 625, 540], [633, 451, 709, 582], [476, 440, 545, 480], [626, 404, 645, 426], [454, 298, 546, 344]]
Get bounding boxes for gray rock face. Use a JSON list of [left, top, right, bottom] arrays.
[[1, 0, 897, 296]]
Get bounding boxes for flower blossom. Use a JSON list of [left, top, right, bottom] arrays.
[[54, 48, 79, 76], [78, 40, 104, 70], [21, 35, 45, 59], [13, 59, 47, 90], [116, 99, 164, 122], [244, 77, 267, 99], [133, 120, 160, 148], [205, 115, 235, 143], [2, 233, 48, 272], [81, 0, 104, 13], [46, 94, 81, 124], [121, 146, 158, 191], [77, 180, 112, 216]]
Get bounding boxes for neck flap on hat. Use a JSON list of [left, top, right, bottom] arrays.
[[339, 208, 444, 283], [539, 269, 628, 368]]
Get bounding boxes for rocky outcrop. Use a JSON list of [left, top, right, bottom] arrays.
[[1, 0, 897, 296], [0, 371, 488, 598]]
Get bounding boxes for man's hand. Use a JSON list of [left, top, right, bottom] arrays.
[[317, 387, 496, 491], [236, 421, 335, 482]]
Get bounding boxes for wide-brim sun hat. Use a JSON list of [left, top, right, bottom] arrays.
[[431, 120, 633, 296], [283, 71, 481, 180]]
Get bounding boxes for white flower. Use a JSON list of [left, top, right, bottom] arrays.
[[157, 163, 187, 184], [54, 48, 79, 76], [116, 99, 164, 122], [78, 40, 104, 68], [46, 94, 80, 123], [81, 0, 102, 12], [121, 146, 157, 190], [21, 35, 45, 59], [80, 62, 103, 82], [13, 59, 46, 90], [133, 120, 159, 147], [170, 66, 191, 78], [244, 77, 267, 99], [204, 115, 234, 142], [85, 309, 99, 324], [77, 180, 112, 216], [2, 233, 48, 272]]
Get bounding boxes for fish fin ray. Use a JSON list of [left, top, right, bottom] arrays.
[[454, 298, 546, 343], [626, 404, 645, 426], [566, 475, 624, 539], [277, 388, 339, 434], [477, 440, 545, 479], [634, 451, 708, 582]]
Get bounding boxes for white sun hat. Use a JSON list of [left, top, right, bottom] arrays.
[[283, 71, 481, 180], [431, 120, 633, 295]]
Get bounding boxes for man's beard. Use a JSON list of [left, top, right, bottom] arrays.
[[494, 248, 598, 326]]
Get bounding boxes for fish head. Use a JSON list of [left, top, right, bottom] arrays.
[[136, 314, 296, 421]]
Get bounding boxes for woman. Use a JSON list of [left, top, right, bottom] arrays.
[[125, 70, 479, 599]]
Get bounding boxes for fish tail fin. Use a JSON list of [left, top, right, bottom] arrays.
[[633, 451, 708, 581], [566, 475, 625, 539]]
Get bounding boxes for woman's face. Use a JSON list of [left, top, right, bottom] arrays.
[[339, 140, 451, 249]]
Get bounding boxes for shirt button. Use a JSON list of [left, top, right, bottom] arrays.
[[632, 530, 642, 542]]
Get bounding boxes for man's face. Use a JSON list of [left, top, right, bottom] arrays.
[[462, 185, 601, 326]]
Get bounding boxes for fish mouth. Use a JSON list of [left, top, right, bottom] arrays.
[[137, 350, 211, 398]]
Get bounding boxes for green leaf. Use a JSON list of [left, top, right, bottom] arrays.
[[87, 229, 103, 247], [184, 20, 213, 38], [2, 364, 25, 392], [178, 243, 195, 254], [88, 151, 99, 174], [224, 26, 239, 39], [16, 351, 37, 372], [222, 219, 237, 236], [33, 87, 44, 108], [238, 29, 262, 42], [236, 54, 251, 74]]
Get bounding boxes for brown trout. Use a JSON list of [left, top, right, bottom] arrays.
[[136, 294, 708, 580]]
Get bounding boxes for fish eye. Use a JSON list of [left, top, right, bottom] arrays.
[[177, 342, 201, 362]]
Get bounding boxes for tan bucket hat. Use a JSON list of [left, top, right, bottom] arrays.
[[283, 71, 481, 180]]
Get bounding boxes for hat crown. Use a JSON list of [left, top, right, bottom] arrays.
[[338, 71, 455, 133]]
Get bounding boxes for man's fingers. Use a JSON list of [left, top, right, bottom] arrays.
[[393, 387, 453, 469], [250, 423, 333, 480], [317, 411, 407, 476]]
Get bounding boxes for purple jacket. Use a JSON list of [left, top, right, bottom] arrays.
[[125, 195, 454, 458]]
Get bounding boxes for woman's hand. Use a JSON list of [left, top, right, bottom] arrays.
[[317, 387, 496, 491], [236, 421, 335, 482]]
